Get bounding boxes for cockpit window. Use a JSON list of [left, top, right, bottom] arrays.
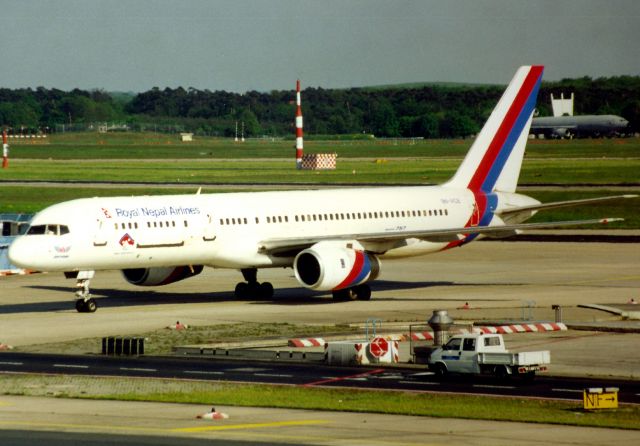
[[27, 224, 70, 236], [27, 225, 46, 235]]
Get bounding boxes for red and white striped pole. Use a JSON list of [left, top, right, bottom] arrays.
[[2, 130, 8, 169], [295, 79, 303, 169]]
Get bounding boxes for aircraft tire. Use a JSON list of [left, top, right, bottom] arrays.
[[75, 298, 98, 313], [354, 284, 371, 301], [86, 299, 98, 313], [258, 282, 274, 299], [234, 282, 249, 299], [332, 288, 357, 301]]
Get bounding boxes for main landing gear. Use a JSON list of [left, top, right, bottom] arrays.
[[234, 268, 274, 300], [332, 284, 372, 301], [68, 270, 98, 313]]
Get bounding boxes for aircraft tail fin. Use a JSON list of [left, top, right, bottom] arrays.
[[446, 65, 544, 193]]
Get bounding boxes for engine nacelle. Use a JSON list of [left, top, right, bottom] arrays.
[[293, 242, 380, 291], [122, 265, 204, 286]]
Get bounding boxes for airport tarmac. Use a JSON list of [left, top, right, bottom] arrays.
[[1, 240, 639, 378], [1, 395, 639, 446]]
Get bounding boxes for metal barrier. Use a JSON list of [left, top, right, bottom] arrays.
[[102, 337, 145, 355]]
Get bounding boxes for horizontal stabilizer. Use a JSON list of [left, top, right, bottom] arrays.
[[498, 194, 638, 217]]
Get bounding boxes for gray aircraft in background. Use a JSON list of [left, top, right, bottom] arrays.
[[531, 114, 629, 138]]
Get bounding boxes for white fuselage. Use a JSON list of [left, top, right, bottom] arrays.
[[8, 185, 536, 273]]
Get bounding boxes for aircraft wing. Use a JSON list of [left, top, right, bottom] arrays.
[[258, 217, 623, 256]]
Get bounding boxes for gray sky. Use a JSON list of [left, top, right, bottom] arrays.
[[1, 0, 639, 92]]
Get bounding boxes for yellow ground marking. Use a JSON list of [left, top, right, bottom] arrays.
[[0, 419, 329, 435], [172, 419, 329, 433]]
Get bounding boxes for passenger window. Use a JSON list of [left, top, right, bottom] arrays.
[[463, 338, 476, 351], [59, 225, 70, 235]]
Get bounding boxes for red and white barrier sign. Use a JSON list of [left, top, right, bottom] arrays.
[[369, 337, 389, 358]]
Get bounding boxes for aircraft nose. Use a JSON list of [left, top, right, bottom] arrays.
[[7, 237, 34, 269]]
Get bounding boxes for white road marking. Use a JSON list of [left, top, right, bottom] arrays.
[[120, 367, 157, 372], [229, 367, 267, 372], [473, 384, 516, 390], [552, 388, 584, 394], [410, 372, 436, 377], [184, 370, 224, 375], [254, 373, 294, 378], [53, 364, 89, 369], [399, 380, 440, 386], [0, 362, 23, 366]]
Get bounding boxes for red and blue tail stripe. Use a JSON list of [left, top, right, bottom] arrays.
[[468, 65, 543, 192]]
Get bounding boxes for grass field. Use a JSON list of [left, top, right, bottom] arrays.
[[2, 133, 639, 227], [6, 131, 640, 159]]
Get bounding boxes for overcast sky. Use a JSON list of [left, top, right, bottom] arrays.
[[1, 0, 638, 92]]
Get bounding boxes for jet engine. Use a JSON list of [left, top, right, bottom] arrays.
[[293, 242, 380, 291], [122, 265, 204, 286]]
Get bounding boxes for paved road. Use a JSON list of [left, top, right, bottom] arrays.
[[1, 352, 639, 403]]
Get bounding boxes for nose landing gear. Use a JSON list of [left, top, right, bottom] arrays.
[[67, 270, 98, 313]]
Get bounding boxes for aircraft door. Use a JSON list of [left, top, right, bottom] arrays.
[[203, 213, 217, 242], [93, 219, 108, 247]]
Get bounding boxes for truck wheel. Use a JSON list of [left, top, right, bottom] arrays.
[[494, 365, 509, 380], [434, 363, 447, 378]]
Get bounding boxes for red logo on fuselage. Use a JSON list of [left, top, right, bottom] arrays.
[[119, 233, 135, 246]]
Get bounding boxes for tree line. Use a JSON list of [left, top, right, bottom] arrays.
[[1, 75, 638, 137]]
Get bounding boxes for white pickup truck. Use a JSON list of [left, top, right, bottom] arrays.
[[428, 333, 550, 380]]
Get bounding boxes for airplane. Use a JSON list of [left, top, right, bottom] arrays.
[[8, 65, 637, 313], [531, 114, 629, 139]]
